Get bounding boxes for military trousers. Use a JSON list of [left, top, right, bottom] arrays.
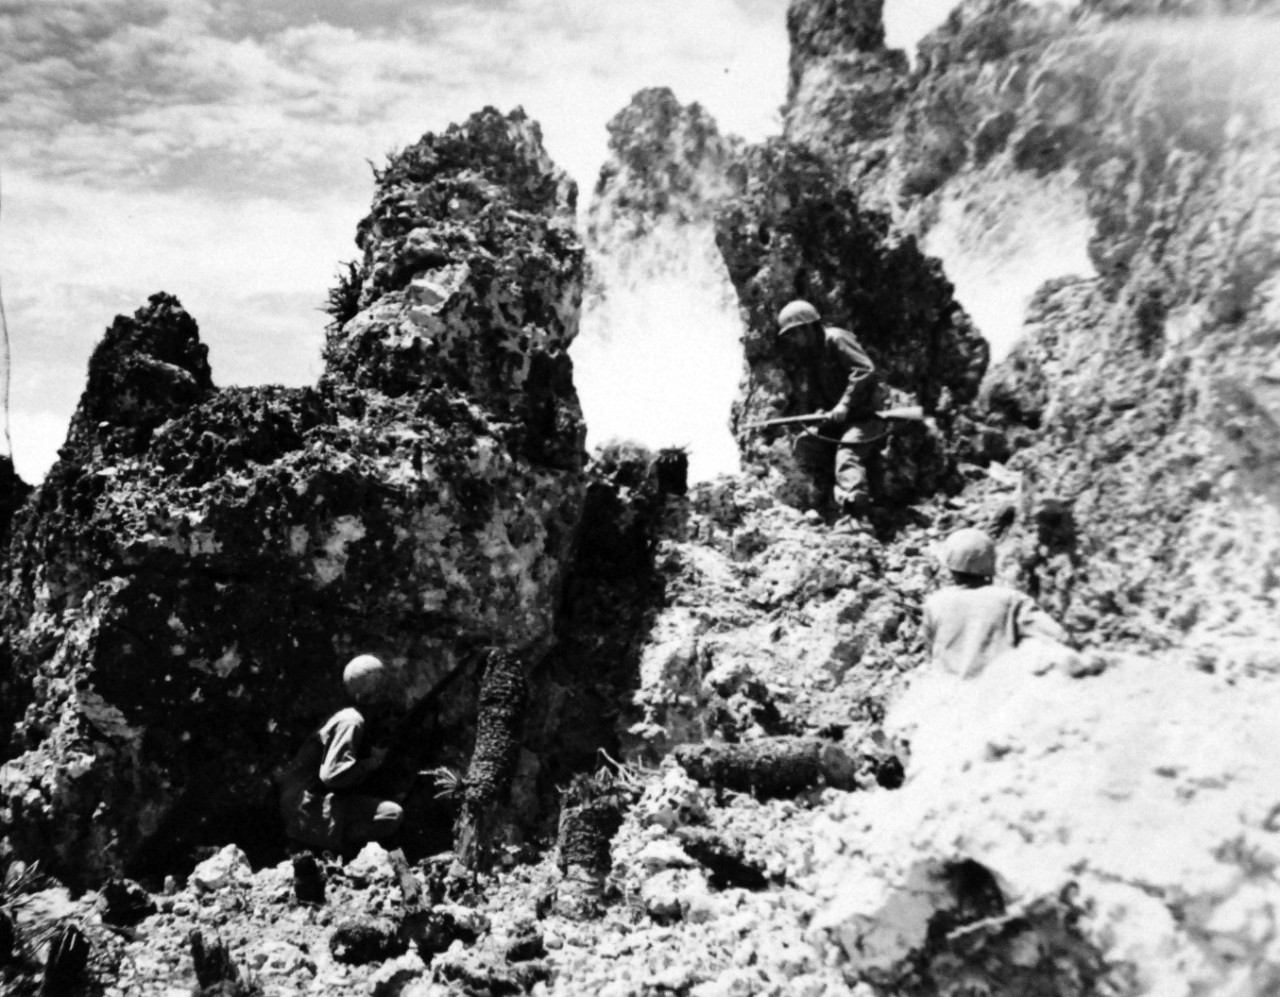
[[793, 424, 885, 510]]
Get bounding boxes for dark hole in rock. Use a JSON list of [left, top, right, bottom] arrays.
[[675, 828, 770, 891], [1034, 497, 1076, 551], [653, 448, 689, 496], [101, 878, 157, 926], [874, 754, 905, 790], [290, 853, 326, 906], [925, 859, 1006, 949], [0, 908, 14, 965]]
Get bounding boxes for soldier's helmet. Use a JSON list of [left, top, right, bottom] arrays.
[[941, 528, 996, 577], [778, 300, 821, 333], [343, 654, 388, 702]]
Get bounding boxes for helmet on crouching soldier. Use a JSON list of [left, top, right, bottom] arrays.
[[343, 654, 390, 705], [941, 528, 996, 579]]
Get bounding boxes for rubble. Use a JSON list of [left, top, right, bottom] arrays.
[[192, 845, 254, 894]]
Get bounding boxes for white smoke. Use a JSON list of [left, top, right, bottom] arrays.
[[923, 168, 1095, 362], [921, 14, 1280, 364], [573, 219, 744, 483]]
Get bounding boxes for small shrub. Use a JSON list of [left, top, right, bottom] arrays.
[[324, 260, 368, 328]]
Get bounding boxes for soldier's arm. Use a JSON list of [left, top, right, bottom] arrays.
[[1013, 596, 1069, 648], [831, 334, 877, 419]]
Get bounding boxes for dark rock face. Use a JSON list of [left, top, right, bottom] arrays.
[[63, 293, 214, 461], [715, 139, 988, 505], [100, 878, 157, 926], [522, 445, 671, 833], [0, 108, 587, 885]]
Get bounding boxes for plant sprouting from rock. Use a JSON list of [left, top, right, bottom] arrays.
[[324, 260, 368, 328]]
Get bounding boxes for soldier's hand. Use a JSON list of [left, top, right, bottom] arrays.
[[366, 746, 389, 771], [825, 404, 850, 424]]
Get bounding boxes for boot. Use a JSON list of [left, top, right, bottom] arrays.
[[291, 851, 326, 905]]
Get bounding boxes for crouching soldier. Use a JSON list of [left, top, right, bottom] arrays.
[[922, 528, 1074, 678], [278, 654, 405, 854]]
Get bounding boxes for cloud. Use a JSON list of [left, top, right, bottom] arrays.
[[2, 0, 788, 196], [0, 167, 359, 478], [0, 0, 793, 481]]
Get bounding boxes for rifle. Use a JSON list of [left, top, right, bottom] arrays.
[[742, 413, 827, 430], [743, 406, 925, 431], [380, 645, 485, 757], [363, 645, 487, 799]]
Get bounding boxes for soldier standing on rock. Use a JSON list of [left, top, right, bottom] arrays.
[[277, 655, 405, 855], [922, 528, 1073, 678], [776, 300, 887, 517]]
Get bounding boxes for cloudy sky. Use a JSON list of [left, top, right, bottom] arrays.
[[0, 0, 957, 482]]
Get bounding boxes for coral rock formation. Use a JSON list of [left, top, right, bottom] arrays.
[[0, 108, 586, 885], [782, 0, 1280, 651]]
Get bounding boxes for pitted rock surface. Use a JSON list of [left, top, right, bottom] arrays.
[[0, 108, 587, 885]]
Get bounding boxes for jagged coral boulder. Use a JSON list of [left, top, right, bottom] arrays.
[[588, 87, 744, 251], [329, 108, 584, 470], [0, 108, 586, 884], [62, 293, 215, 460], [785, 0, 910, 169]]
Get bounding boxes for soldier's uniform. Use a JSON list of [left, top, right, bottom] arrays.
[[922, 583, 1068, 678], [791, 325, 886, 513], [278, 706, 403, 852]]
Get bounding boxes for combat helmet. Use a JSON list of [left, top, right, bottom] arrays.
[[941, 528, 996, 577], [778, 300, 821, 333], [343, 654, 389, 703]]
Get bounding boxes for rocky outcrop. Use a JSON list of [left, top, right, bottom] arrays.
[[784, 0, 911, 173], [777, 0, 1280, 651], [589, 89, 742, 246], [330, 109, 584, 470], [550, 1, 1280, 992], [4, 3, 1280, 995], [0, 108, 587, 884], [523, 443, 673, 824]]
